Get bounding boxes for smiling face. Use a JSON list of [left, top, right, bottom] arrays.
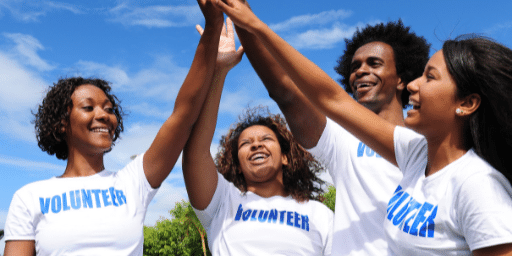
[[349, 41, 403, 113], [405, 50, 461, 137], [64, 84, 118, 156], [237, 125, 288, 187]]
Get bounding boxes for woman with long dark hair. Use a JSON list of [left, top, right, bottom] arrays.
[[214, 0, 512, 254]]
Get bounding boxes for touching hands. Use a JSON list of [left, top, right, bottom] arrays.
[[197, 0, 223, 26], [213, 0, 260, 33], [196, 17, 244, 72]]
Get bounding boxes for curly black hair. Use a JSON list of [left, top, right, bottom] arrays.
[[33, 77, 124, 160], [215, 107, 325, 203], [335, 19, 430, 108]]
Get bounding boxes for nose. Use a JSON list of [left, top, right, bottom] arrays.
[[355, 63, 370, 77], [407, 77, 420, 94], [95, 107, 110, 122], [250, 141, 263, 151]]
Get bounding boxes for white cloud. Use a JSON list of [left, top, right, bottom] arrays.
[[220, 89, 279, 117], [0, 50, 48, 142], [45, 1, 83, 15], [3, 33, 55, 71], [0, 0, 83, 22], [270, 9, 352, 32], [109, 3, 202, 28], [127, 102, 173, 120], [0, 155, 64, 173], [484, 21, 512, 36], [287, 23, 357, 50], [105, 122, 163, 170], [76, 55, 188, 102]]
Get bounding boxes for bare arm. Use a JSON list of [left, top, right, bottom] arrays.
[[183, 18, 244, 210], [473, 243, 512, 256], [233, 6, 325, 149], [215, 0, 397, 164], [4, 240, 35, 256], [143, 0, 224, 188]]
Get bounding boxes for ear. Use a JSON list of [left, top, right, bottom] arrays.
[[281, 154, 289, 166], [396, 77, 404, 91], [457, 93, 481, 116], [59, 119, 68, 133]]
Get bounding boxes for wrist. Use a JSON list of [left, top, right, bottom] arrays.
[[204, 18, 224, 30]]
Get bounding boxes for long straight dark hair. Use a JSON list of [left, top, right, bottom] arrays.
[[443, 35, 512, 184]]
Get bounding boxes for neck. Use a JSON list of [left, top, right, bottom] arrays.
[[425, 131, 469, 177], [246, 180, 288, 198], [62, 149, 105, 178], [374, 99, 405, 126]]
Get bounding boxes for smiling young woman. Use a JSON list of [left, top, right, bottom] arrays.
[[214, 0, 512, 254], [3, 0, 226, 255], [181, 14, 333, 255]]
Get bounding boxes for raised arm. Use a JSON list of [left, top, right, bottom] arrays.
[[182, 18, 244, 210], [215, 0, 397, 164], [233, 2, 325, 149], [143, 0, 224, 188]]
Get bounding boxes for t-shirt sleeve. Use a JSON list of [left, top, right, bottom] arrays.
[[308, 118, 351, 182], [393, 126, 427, 175], [120, 153, 158, 209], [456, 170, 512, 251], [4, 189, 35, 241], [323, 210, 334, 256], [193, 172, 229, 231]]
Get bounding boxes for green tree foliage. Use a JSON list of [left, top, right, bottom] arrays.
[[319, 186, 336, 212], [143, 201, 211, 256]]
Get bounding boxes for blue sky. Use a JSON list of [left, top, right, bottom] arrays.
[[1, 0, 512, 251]]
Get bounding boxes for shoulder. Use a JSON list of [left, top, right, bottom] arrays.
[[453, 150, 503, 185], [300, 199, 334, 217], [13, 178, 59, 196]]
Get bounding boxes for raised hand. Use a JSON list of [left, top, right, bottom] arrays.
[[213, 0, 260, 33], [196, 17, 244, 72], [197, 0, 223, 26]]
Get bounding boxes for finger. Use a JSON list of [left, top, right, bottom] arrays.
[[226, 17, 234, 39], [237, 46, 244, 54], [221, 20, 227, 37], [213, 0, 229, 12], [196, 24, 204, 35]]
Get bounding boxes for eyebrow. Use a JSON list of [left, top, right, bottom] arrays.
[[351, 56, 383, 66], [75, 97, 112, 105], [425, 65, 438, 73]]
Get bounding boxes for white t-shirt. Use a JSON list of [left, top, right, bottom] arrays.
[[194, 172, 333, 256], [386, 126, 512, 255], [4, 154, 158, 256], [309, 118, 402, 256]]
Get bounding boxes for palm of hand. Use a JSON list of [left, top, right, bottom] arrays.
[[217, 21, 243, 69], [196, 18, 244, 71]]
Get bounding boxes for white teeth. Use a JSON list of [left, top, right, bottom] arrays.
[[250, 153, 267, 161], [356, 82, 373, 89], [409, 100, 420, 109], [91, 128, 109, 133]]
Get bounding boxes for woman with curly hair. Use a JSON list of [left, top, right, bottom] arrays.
[[4, 1, 224, 255], [216, 0, 512, 255], [182, 18, 333, 256]]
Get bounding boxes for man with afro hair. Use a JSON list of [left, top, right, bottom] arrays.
[[234, 10, 430, 255]]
